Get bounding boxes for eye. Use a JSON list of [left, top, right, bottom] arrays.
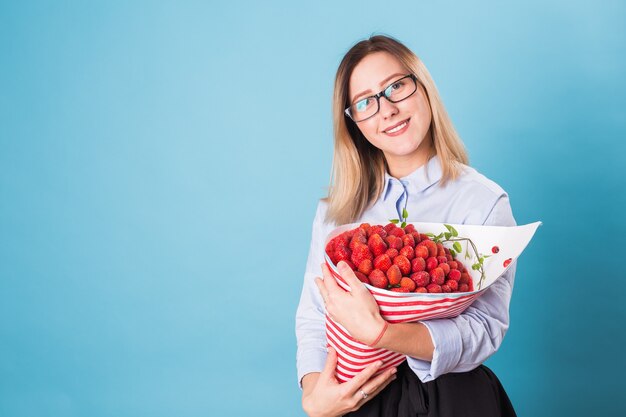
[[355, 97, 373, 112]]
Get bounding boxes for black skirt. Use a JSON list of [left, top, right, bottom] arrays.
[[345, 361, 517, 417]]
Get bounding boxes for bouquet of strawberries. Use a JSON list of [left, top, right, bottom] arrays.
[[323, 216, 541, 382]]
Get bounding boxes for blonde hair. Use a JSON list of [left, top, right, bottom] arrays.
[[325, 34, 469, 225]]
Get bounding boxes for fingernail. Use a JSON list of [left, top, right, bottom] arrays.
[[390, 368, 397, 375]]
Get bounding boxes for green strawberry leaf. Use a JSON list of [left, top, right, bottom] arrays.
[[389, 219, 399, 224], [402, 208, 409, 220], [453, 242, 462, 253], [401, 221, 407, 228]]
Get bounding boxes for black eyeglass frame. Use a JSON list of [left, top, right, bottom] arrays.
[[344, 74, 419, 123]]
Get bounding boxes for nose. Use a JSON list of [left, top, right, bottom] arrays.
[[379, 96, 399, 119]]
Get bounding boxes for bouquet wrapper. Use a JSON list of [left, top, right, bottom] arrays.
[[323, 221, 541, 383]]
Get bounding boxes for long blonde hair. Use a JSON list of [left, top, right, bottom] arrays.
[[326, 34, 469, 225]]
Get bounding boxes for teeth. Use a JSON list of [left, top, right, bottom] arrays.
[[386, 120, 408, 133]]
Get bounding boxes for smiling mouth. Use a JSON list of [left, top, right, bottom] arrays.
[[384, 118, 410, 135]]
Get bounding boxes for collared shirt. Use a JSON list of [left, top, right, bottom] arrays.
[[295, 155, 517, 386]]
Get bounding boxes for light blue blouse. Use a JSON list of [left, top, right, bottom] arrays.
[[295, 155, 517, 386]]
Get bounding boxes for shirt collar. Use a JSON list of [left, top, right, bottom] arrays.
[[382, 155, 443, 201]]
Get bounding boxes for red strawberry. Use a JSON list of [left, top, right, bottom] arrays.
[[400, 277, 416, 291], [373, 254, 392, 272], [399, 245, 415, 260], [411, 257, 426, 273], [411, 231, 422, 243], [359, 223, 371, 233], [384, 223, 398, 233], [426, 283, 442, 293], [368, 269, 388, 289], [459, 283, 469, 292], [358, 259, 373, 276], [419, 233, 430, 242], [410, 271, 430, 287], [437, 243, 445, 257], [393, 255, 411, 275], [437, 256, 448, 265], [334, 246, 351, 263], [439, 262, 450, 276], [446, 254, 453, 262], [459, 272, 471, 285], [325, 240, 335, 258], [445, 279, 459, 291], [441, 284, 452, 293], [351, 244, 373, 266], [385, 235, 403, 250], [419, 240, 438, 257], [354, 271, 369, 283], [385, 248, 399, 259], [468, 279, 474, 292], [414, 245, 429, 259], [386, 264, 402, 286], [368, 234, 388, 256], [430, 267, 445, 285], [448, 261, 459, 270], [349, 234, 367, 250], [504, 258, 512, 268], [368, 225, 387, 238], [448, 269, 461, 281], [414, 287, 428, 293], [492, 246, 500, 254], [389, 227, 405, 238], [390, 287, 410, 293], [426, 256, 439, 271], [404, 224, 417, 234], [401, 233, 416, 248]]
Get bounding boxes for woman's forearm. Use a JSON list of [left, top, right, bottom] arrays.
[[375, 321, 434, 361]]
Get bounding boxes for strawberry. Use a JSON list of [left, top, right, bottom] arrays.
[[426, 256, 439, 271], [368, 225, 387, 238], [418, 240, 437, 257], [448, 261, 459, 270], [354, 271, 369, 283], [351, 243, 373, 266], [393, 255, 411, 275], [492, 246, 500, 254], [426, 283, 442, 293], [400, 277, 417, 292], [441, 284, 452, 293], [439, 262, 450, 276], [459, 283, 469, 292], [388, 227, 405, 238], [385, 248, 399, 259], [334, 245, 351, 263], [404, 224, 417, 234], [447, 269, 461, 281], [430, 267, 445, 285], [386, 265, 402, 286], [459, 272, 471, 285], [359, 223, 371, 233], [437, 243, 445, 257], [504, 258, 512, 268], [401, 233, 416, 248], [325, 240, 335, 258], [385, 235, 403, 250], [384, 223, 398, 233], [411, 257, 426, 273], [390, 287, 410, 293], [437, 256, 448, 265], [373, 254, 392, 272], [414, 245, 429, 259], [414, 287, 428, 293], [399, 245, 415, 260], [410, 271, 430, 287], [368, 269, 388, 289], [411, 231, 421, 243], [349, 234, 367, 250], [358, 259, 373, 276], [368, 234, 388, 256], [445, 279, 459, 291]]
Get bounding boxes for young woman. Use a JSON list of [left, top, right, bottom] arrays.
[[296, 35, 518, 417]]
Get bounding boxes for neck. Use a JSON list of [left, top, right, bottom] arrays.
[[386, 139, 435, 179]]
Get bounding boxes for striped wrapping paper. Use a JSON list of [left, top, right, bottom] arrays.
[[323, 221, 542, 383]]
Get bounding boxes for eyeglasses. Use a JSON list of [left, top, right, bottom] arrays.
[[345, 74, 419, 123]]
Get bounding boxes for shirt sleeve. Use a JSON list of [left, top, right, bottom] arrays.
[[295, 201, 330, 388], [406, 193, 517, 382]]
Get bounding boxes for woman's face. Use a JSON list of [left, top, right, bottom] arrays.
[[348, 51, 433, 176]]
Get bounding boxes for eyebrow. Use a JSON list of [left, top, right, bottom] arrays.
[[351, 72, 406, 103]]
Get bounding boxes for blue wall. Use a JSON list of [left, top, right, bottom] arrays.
[[1, 1, 624, 416]]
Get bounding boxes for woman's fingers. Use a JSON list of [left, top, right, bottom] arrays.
[[320, 347, 338, 381], [356, 366, 397, 402]]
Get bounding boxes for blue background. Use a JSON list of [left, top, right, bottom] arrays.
[[1, 1, 625, 416]]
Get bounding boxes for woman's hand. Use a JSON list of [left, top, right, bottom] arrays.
[[315, 261, 386, 345], [302, 347, 397, 417]]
